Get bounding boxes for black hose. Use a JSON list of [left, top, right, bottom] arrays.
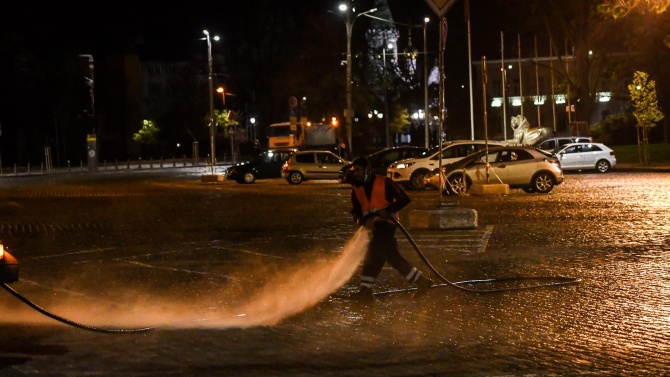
[[2, 282, 157, 333], [390, 217, 581, 293]]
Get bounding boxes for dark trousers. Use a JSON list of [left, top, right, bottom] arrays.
[[361, 221, 414, 279]]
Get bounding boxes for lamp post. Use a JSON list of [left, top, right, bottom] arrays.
[[334, 3, 377, 156], [203, 29, 219, 176], [382, 42, 392, 148], [423, 17, 429, 148]]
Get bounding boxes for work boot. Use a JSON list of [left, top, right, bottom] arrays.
[[414, 276, 434, 299], [350, 287, 376, 304]]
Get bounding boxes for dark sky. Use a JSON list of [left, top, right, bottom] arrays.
[[1, 0, 521, 61]]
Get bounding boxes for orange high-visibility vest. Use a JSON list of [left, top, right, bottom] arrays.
[[353, 176, 398, 223]]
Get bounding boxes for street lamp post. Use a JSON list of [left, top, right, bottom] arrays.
[[203, 30, 219, 176], [383, 42, 391, 148], [423, 17, 429, 148], [334, 3, 377, 156]]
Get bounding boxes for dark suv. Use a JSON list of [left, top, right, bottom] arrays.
[[536, 136, 593, 152], [224, 151, 290, 184]]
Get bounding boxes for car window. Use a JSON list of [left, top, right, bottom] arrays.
[[383, 151, 400, 163], [516, 150, 533, 160], [558, 139, 573, 147], [585, 144, 601, 152], [497, 150, 514, 162], [563, 145, 582, 154], [317, 153, 339, 164], [295, 153, 315, 163], [540, 140, 555, 150]]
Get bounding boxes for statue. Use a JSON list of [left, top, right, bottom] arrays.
[[506, 115, 553, 145]]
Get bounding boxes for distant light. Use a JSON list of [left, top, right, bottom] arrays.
[[339, 4, 347, 12], [512, 98, 522, 107], [424, 17, 429, 24], [555, 94, 566, 104], [491, 98, 502, 107]]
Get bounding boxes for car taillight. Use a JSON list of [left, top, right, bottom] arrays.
[[610, 151, 615, 156]]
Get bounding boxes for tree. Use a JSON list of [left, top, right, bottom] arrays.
[[528, 0, 626, 131], [628, 71, 664, 165], [389, 104, 411, 136], [133, 119, 159, 144], [598, 0, 670, 48], [597, 0, 670, 19]]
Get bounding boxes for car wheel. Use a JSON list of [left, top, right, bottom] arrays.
[[595, 159, 611, 173], [410, 169, 429, 190], [532, 172, 555, 193], [287, 171, 304, 184], [242, 172, 256, 184], [447, 174, 468, 195]]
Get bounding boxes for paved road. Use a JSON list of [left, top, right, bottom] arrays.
[[1, 168, 669, 376]]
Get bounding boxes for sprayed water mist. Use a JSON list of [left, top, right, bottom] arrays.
[[1, 228, 370, 330]]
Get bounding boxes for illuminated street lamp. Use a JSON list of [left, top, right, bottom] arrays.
[[203, 29, 220, 176], [216, 87, 226, 106], [332, 3, 377, 156]]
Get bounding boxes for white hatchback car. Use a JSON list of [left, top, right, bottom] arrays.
[[386, 140, 505, 189], [554, 142, 616, 173]]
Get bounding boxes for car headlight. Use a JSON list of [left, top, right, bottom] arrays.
[[395, 162, 415, 169]]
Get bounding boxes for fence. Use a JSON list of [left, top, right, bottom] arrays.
[[0, 156, 221, 177]]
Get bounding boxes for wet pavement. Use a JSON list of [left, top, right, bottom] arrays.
[[0, 167, 669, 376]]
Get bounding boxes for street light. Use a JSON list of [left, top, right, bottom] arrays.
[[332, 3, 377, 156], [203, 29, 220, 176], [216, 87, 226, 107]]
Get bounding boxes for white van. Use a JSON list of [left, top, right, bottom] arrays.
[[386, 140, 505, 189]]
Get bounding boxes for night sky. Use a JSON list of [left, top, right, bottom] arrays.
[[1, 1, 522, 61]]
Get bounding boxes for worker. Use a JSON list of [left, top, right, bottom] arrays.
[[349, 156, 434, 303]]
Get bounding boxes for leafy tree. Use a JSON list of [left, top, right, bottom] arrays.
[[590, 113, 637, 145], [389, 104, 411, 135], [597, 0, 670, 19], [598, 1, 670, 47], [133, 119, 159, 144], [628, 71, 664, 164]]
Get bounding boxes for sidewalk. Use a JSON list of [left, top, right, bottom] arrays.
[[614, 162, 670, 172]]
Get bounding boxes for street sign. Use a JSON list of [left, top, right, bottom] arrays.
[[424, 0, 459, 17]]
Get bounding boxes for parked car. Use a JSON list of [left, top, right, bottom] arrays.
[[425, 146, 564, 194], [536, 136, 593, 152], [224, 151, 290, 184], [338, 146, 429, 184], [553, 142, 616, 173], [387, 140, 505, 190], [281, 150, 350, 184]]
